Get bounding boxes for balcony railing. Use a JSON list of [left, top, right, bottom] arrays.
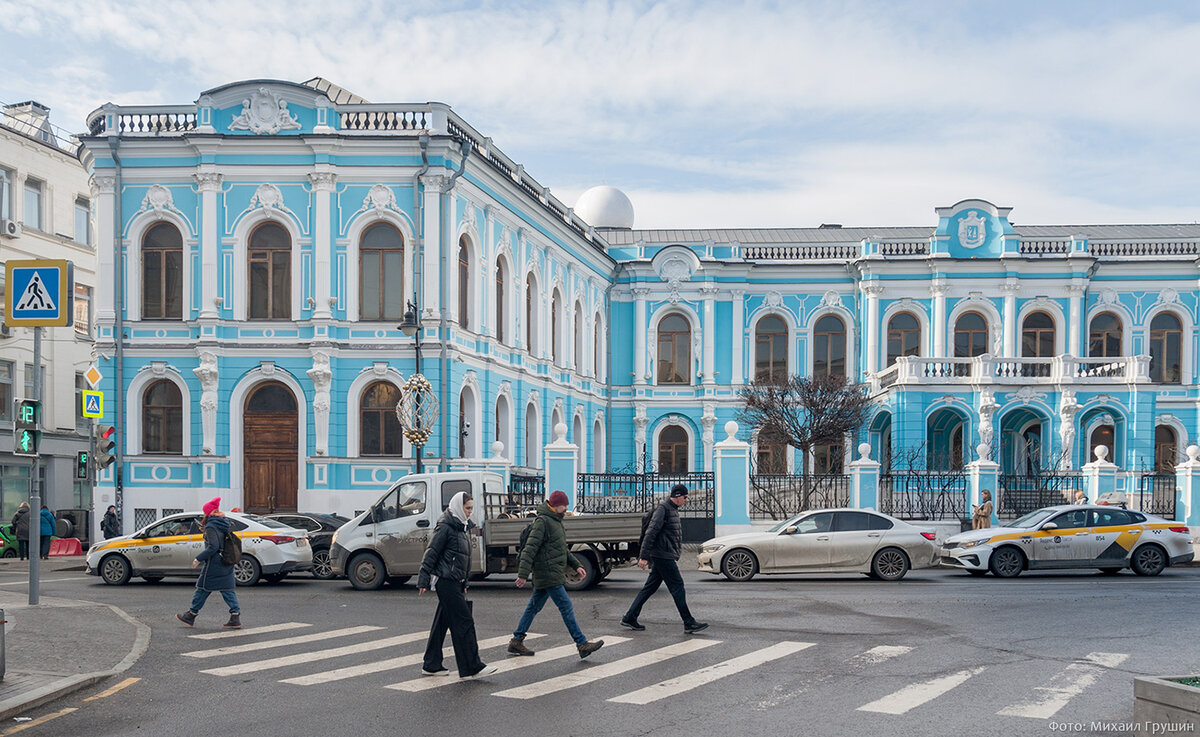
[[872, 354, 1152, 391]]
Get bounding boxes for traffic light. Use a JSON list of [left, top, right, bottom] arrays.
[[13, 399, 41, 457], [76, 450, 90, 480], [96, 425, 117, 469]]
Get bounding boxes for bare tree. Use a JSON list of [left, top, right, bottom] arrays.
[[737, 373, 871, 475]]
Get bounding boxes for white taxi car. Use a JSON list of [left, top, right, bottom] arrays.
[[941, 504, 1194, 577], [86, 511, 312, 586]]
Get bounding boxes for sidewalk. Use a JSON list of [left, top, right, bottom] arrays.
[[0, 557, 150, 720]]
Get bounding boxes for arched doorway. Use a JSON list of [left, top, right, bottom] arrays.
[[999, 408, 1047, 476], [927, 408, 968, 471], [657, 425, 689, 473], [244, 381, 298, 513]]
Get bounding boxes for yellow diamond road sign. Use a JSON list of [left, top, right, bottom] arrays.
[[82, 391, 103, 419], [84, 365, 103, 388]]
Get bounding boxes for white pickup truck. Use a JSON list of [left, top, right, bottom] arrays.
[[329, 471, 643, 590]]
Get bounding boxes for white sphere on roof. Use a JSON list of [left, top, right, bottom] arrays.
[[574, 185, 634, 229]]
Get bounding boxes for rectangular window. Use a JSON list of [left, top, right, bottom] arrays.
[[23, 364, 44, 402], [74, 197, 90, 245], [23, 178, 42, 230], [74, 284, 92, 336], [0, 167, 12, 221], [0, 361, 11, 420], [75, 373, 89, 431]]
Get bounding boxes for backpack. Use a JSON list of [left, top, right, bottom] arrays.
[[638, 506, 656, 550], [517, 518, 543, 559], [220, 529, 243, 565]]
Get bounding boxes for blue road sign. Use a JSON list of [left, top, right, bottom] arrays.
[[82, 390, 103, 419], [5, 260, 74, 327]]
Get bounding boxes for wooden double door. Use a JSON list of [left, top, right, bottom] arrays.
[[244, 382, 298, 514]]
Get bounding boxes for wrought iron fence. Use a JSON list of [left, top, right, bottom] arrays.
[[1134, 475, 1178, 518], [879, 473, 968, 520], [997, 473, 1081, 518], [498, 474, 545, 516], [576, 471, 715, 542], [748, 474, 849, 520]]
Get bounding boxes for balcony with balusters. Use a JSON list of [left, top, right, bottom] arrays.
[[871, 353, 1152, 392]]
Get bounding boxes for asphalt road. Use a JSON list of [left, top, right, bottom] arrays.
[[11, 564, 1200, 737]]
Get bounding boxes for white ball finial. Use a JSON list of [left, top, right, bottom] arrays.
[[491, 441, 504, 459], [554, 423, 567, 442], [723, 421, 738, 440], [857, 442, 871, 460], [1187, 444, 1199, 462], [1094, 444, 1109, 462], [976, 443, 990, 460]]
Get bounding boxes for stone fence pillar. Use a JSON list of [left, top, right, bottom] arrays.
[[967, 444, 1000, 527], [544, 423, 578, 506], [1175, 445, 1200, 525], [848, 443, 880, 510], [713, 421, 751, 536], [1082, 445, 1117, 504]]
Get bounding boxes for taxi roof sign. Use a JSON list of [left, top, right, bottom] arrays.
[[5, 259, 74, 327]]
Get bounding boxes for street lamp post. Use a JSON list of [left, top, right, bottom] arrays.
[[397, 295, 438, 474]]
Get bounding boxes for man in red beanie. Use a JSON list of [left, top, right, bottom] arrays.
[[508, 490, 604, 659]]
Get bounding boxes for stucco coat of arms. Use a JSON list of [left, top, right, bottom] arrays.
[[229, 88, 302, 135]]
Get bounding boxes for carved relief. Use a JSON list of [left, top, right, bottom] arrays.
[[1099, 288, 1119, 305], [307, 352, 332, 456], [141, 185, 175, 212], [1158, 288, 1181, 305], [1058, 391, 1080, 469], [193, 352, 219, 455], [228, 88, 302, 135], [820, 290, 842, 309], [250, 183, 284, 211], [765, 291, 783, 308]]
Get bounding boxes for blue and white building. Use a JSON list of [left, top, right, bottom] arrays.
[[80, 78, 1200, 533]]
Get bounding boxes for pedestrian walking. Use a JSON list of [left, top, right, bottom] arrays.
[[1073, 490, 1088, 505], [417, 491, 495, 679], [621, 484, 708, 634], [176, 497, 241, 629], [101, 505, 120, 539], [39, 506, 55, 560], [508, 490, 604, 659], [11, 503, 30, 561], [972, 490, 993, 530]]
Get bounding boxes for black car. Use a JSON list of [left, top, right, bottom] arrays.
[[264, 513, 350, 579]]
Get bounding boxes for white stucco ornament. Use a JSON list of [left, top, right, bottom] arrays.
[[141, 185, 174, 212], [229, 88, 302, 135], [1158, 288, 1181, 305], [957, 210, 986, 249], [251, 183, 284, 210]]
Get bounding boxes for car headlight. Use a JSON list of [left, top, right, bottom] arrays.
[[330, 530, 339, 547], [700, 543, 725, 554], [961, 539, 990, 548]]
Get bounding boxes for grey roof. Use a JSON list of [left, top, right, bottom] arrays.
[[302, 77, 370, 105], [598, 223, 1200, 245]]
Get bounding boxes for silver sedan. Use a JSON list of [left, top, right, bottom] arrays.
[[697, 508, 940, 582]]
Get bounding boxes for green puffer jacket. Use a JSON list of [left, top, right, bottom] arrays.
[[516, 503, 583, 589]]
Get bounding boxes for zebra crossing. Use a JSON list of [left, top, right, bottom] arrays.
[[179, 622, 1130, 718]]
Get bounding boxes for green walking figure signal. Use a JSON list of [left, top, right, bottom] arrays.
[[13, 399, 41, 457]]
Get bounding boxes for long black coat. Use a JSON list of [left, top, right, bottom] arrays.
[[195, 515, 237, 591], [417, 511, 474, 589]]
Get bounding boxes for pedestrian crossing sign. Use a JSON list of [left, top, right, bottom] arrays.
[[4, 259, 74, 327], [82, 390, 103, 419]]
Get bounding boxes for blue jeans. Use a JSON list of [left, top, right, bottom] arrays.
[[513, 584, 586, 645], [190, 587, 240, 615]]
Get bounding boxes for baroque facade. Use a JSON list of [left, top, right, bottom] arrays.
[[80, 79, 1197, 533]]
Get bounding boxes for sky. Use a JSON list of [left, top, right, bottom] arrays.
[[3, 0, 1199, 230]]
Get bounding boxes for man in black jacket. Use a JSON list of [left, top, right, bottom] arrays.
[[621, 484, 707, 634]]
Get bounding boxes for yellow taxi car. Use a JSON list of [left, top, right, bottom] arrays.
[[941, 504, 1193, 578], [86, 511, 311, 586]]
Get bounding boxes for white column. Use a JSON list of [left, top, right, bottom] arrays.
[[421, 174, 443, 318], [482, 206, 493, 336], [309, 171, 335, 320], [864, 284, 883, 375], [1002, 280, 1019, 357], [931, 281, 947, 358], [194, 171, 222, 319], [702, 288, 716, 385], [634, 288, 648, 384], [731, 290, 745, 385], [1067, 284, 1084, 357], [92, 175, 117, 326]]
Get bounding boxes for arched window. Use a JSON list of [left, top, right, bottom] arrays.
[[525, 402, 539, 468], [574, 301, 584, 371], [1150, 312, 1182, 383], [525, 275, 538, 355], [1021, 311, 1055, 358], [142, 380, 182, 454], [755, 426, 789, 474], [457, 238, 471, 330], [593, 314, 603, 378], [495, 395, 511, 460], [1088, 424, 1114, 466], [495, 259, 507, 344], [814, 314, 846, 378], [573, 414, 584, 468], [953, 312, 988, 358], [1088, 312, 1122, 358], [248, 222, 290, 320], [592, 419, 604, 472], [360, 223, 404, 321], [754, 315, 788, 383], [142, 223, 183, 319], [1154, 425, 1178, 474], [657, 314, 691, 385], [886, 312, 920, 366], [551, 290, 562, 366], [658, 426, 688, 473], [360, 382, 403, 456]]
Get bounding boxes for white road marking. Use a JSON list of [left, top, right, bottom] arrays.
[[492, 639, 720, 700], [199, 632, 428, 677], [997, 652, 1129, 719], [181, 625, 384, 658], [609, 641, 813, 705], [280, 633, 546, 685], [0, 577, 78, 585], [851, 645, 914, 666], [189, 622, 311, 640], [857, 667, 986, 714], [386, 635, 631, 692]]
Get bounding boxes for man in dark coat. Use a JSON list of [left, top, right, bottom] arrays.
[[622, 484, 707, 634], [11, 503, 30, 561], [508, 490, 604, 659], [101, 505, 120, 539], [177, 497, 241, 629]]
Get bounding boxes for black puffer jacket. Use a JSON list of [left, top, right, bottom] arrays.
[[417, 511, 474, 589], [641, 499, 682, 561]]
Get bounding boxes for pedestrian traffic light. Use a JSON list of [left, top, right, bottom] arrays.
[[13, 398, 41, 457], [76, 450, 90, 480], [96, 425, 117, 469]]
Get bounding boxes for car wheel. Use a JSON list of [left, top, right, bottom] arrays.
[[1130, 545, 1167, 577], [967, 569, 988, 577], [871, 548, 910, 581], [2, 548, 16, 558], [310, 548, 334, 580], [264, 573, 287, 584], [988, 546, 1025, 578], [347, 553, 386, 590], [233, 556, 262, 586], [721, 549, 758, 582], [100, 554, 132, 585], [1097, 567, 1122, 575], [142, 576, 164, 584], [565, 553, 598, 591]]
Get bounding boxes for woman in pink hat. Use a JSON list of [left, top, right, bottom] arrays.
[[177, 497, 242, 629]]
